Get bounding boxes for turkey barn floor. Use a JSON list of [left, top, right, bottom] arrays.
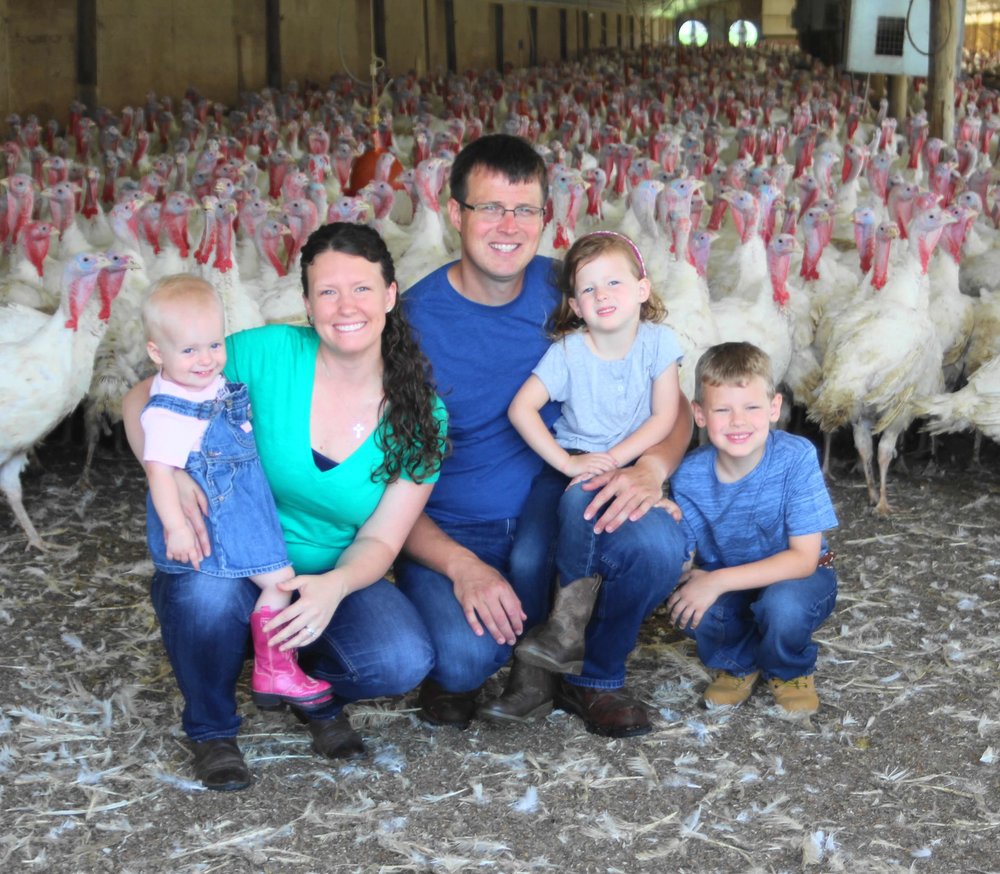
[[1, 426, 999, 873]]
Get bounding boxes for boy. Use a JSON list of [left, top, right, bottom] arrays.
[[665, 342, 838, 714]]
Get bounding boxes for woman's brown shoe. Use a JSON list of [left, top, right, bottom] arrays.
[[304, 712, 366, 759], [190, 737, 252, 791]]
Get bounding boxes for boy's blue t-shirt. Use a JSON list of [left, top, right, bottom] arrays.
[[670, 430, 838, 569], [404, 256, 561, 523]]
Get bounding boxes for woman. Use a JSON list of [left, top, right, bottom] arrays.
[[123, 223, 447, 791]]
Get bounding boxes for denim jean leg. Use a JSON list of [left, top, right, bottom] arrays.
[[556, 483, 687, 688], [686, 589, 760, 676], [150, 570, 259, 741], [395, 519, 517, 692], [752, 566, 838, 680], [508, 465, 564, 629], [297, 578, 435, 720]]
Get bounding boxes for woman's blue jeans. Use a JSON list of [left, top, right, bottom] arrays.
[[150, 570, 435, 742], [680, 566, 838, 680], [394, 466, 686, 692]]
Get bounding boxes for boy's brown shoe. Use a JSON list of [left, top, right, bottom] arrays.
[[704, 671, 759, 707], [767, 675, 819, 714]]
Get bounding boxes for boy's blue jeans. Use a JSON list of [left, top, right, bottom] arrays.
[[395, 466, 686, 692], [681, 566, 837, 680], [150, 570, 435, 742]]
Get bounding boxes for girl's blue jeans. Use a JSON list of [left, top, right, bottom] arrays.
[[150, 570, 434, 741]]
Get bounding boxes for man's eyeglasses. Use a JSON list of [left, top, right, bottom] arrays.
[[456, 200, 545, 223]]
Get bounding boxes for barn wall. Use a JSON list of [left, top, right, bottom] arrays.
[[97, 0, 268, 111], [453, 2, 495, 72], [967, 11, 1000, 56], [385, 0, 425, 75], [761, 0, 796, 44], [1, 0, 77, 123], [0, 0, 681, 128], [665, 0, 781, 46], [536, 6, 564, 62], [278, 0, 366, 91]]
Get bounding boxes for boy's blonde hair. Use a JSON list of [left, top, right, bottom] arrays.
[[550, 231, 666, 338], [141, 274, 223, 343], [694, 342, 775, 404]]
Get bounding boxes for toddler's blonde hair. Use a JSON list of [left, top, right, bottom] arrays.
[[142, 274, 223, 343]]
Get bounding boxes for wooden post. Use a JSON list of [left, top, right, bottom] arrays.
[[928, 0, 963, 143], [888, 75, 909, 122], [871, 73, 887, 110]]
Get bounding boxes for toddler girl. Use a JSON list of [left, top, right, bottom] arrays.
[[140, 275, 332, 711]]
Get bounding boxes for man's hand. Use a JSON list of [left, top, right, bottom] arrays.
[[451, 555, 526, 645], [575, 463, 665, 534]]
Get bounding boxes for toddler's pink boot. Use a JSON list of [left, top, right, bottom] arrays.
[[250, 608, 333, 710]]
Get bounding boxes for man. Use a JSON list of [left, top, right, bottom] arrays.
[[397, 134, 691, 737]]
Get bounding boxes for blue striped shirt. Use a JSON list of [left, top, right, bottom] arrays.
[[669, 430, 838, 569]]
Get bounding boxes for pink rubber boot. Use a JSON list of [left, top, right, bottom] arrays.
[[250, 608, 333, 710]]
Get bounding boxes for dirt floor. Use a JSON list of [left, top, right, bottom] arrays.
[[1, 428, 999, 874]]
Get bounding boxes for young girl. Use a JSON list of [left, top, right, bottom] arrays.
[[140, 275, 332, 712], [504, 230, 683, 687], [509, 231, 682, 479]]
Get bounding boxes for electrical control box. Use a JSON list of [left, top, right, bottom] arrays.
[[844, 0, 931, 76]]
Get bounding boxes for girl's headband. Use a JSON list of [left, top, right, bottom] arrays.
[[577, 230, 647, 279]]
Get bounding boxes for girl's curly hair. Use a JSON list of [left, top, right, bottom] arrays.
[[300, 222, 446, 484]]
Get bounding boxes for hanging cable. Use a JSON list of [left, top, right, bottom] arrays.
[[907, 0, 953, 56]]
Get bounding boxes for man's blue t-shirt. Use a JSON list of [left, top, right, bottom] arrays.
[[404, 256, 561, 523], [669, 430, 838, 569]]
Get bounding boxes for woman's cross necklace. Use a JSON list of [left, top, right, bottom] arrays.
[[318, 350, 379, 440]]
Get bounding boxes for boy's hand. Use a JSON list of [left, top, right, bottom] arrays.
[[654, 496, 683, 523], [667, 569, 720, 631], [164, 526, 201, 570], [563, 452, 618, 479]]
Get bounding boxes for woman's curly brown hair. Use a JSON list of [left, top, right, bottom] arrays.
[[300, 222, 446, 484]]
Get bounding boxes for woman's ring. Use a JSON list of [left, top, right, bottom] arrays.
[[305, 626, 316, 637]]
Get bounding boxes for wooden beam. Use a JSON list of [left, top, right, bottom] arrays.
[[928, 0, 963, 142], [888, 75, 909, 122]]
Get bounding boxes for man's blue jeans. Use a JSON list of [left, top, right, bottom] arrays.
[[395, 465, 686, 692]]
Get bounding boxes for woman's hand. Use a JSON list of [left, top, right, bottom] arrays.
[[175, 470, 211, 559], [265, 573, 350, 651], [666, 568, 721, 631]]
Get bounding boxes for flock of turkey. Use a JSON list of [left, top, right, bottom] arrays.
[[2, 43, 999, 549]]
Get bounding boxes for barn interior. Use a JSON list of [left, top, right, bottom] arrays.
[[2, 2, 1000, 871]]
